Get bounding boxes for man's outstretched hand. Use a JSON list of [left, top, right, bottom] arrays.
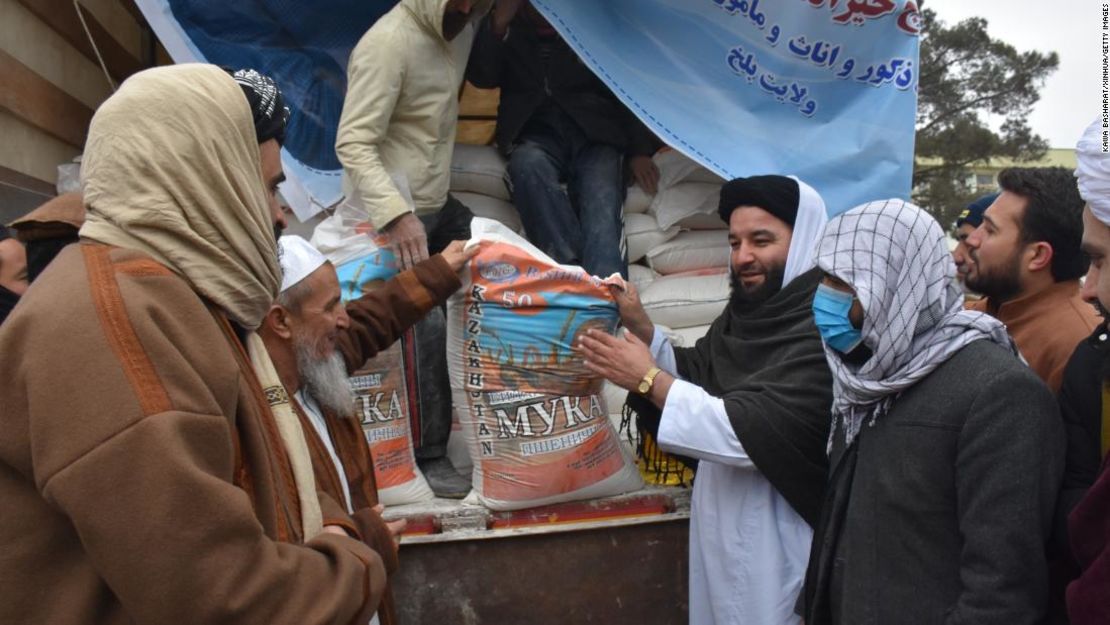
[[372, 504, 406, 549], [385, 213, 429, 270], [577, 327, 655, 392], [440, 240, 479, 273], [608, 282, 654, 345], [578, 327, 674, 408]]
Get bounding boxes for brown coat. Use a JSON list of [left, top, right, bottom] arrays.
[[968, 279, 1101, 392], [295, 255, 461, 625], [0, 243, 385, 625], [9, 192, 86, 241]]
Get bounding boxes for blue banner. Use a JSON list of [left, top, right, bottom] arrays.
[[136, 0, 399, 219], [532, 0, 920, 215]]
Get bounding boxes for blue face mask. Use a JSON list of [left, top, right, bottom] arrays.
[[812, 283, 863, 353]]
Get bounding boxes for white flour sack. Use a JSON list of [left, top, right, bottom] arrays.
[[313, 205, 434, 505], [447, 218, 643, 510]]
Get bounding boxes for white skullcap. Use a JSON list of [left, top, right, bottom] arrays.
[[278, 235, 328, 293], [1076, 116, 1110, 226]]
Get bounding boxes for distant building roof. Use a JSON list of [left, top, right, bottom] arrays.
[[916, 147, 1076, 171]]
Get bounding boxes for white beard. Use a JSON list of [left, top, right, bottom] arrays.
[[294, 336, 355, 418]]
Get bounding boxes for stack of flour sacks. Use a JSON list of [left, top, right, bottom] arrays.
[[449, 145, 731, 422]]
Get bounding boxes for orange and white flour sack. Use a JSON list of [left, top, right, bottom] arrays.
[[313, 205, 434, 505], [348, 340, 434, 506], [447, 218, 643, 511]]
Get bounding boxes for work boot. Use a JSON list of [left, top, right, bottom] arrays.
[[418, 456, 471, 499]]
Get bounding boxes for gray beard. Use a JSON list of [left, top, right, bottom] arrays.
[[294, 337, 355, 418]]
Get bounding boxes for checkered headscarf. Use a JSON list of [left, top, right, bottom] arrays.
[[814, 199, 1016, 446]]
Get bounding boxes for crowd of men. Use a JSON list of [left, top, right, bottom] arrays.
[[0, 0, 1108, 624]]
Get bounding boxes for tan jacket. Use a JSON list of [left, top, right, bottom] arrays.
[[336, 0, 490, 229], [0, 243, 385, 624], [968, 279, 1101, 392]]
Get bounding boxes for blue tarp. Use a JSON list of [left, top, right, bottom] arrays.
[[137, 0, 920, 218], [533, 0, 920, 215]]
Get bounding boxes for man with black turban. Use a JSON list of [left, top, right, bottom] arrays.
[[578, 174, 833, 625]]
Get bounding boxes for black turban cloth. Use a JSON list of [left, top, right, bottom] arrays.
[[718, 175, 801, 227], [230, 68, 290, 145]]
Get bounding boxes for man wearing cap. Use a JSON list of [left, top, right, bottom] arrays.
[[578, 175, 833, 625], [259, 235, 475, 625], [952, 193, 997, 290], [1063, 117, 1110, 625], [0, 65, 389, 623], [964, 168, 1101, 391]]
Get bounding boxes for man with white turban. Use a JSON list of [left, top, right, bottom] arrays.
[[0, 65, 387, 623], [579, 174, 833, 625], [802, 199, 1063, 625], [1063, 116, 1110, 625], [259, 235, 475, 625]]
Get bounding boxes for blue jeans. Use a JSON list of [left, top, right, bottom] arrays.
[[408, 195, 472, 460], [506, 111, 628, 279]]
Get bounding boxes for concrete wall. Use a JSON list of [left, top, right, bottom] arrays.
[[0, 0, 156, 223], [0, 2, 497, 226]]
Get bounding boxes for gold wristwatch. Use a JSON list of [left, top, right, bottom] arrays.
[[637, 366, 663, 395]]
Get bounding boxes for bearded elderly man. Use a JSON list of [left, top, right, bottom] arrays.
[[260, 235, 475, 625], [0, 65, 388, 624], [578, 175, 833, 625]]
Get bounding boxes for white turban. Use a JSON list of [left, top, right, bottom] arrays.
[[1076, 116, 1110, 226], [278, 235, 328, 292]]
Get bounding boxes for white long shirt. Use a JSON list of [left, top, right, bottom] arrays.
[[295, 390, 354, 514], [651, 328, 811, 625]]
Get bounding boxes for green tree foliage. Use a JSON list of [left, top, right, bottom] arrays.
[[914, 8, 1058, 228]]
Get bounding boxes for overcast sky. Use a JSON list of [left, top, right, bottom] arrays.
[[924, 0, 1101, 148]]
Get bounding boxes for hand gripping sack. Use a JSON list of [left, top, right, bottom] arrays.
[[312, 203, 435, 505], [448, 218, 643, 510]]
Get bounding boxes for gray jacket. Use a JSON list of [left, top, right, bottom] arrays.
[[805, 339, 1065, 625]]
